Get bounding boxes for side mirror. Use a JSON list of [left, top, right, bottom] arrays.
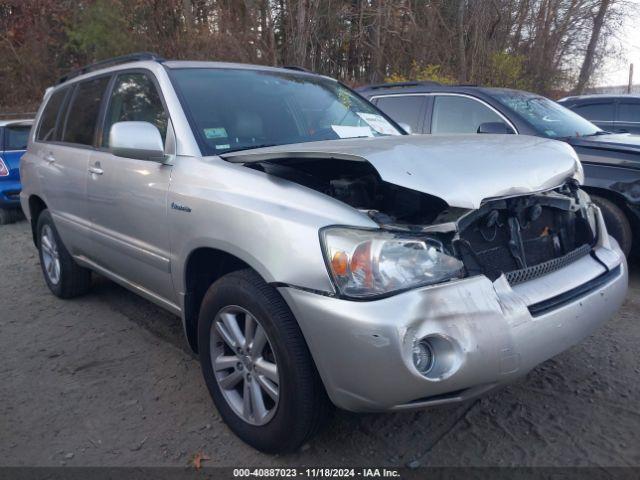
[[477, 122, 515, 134], [398, 122, 413, 134], [109, 121, 165, 161]]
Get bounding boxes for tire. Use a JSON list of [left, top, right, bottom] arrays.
[[197, 269, 331, 453], [0, 208, 18, 225], [591, 195, 633, 257], [36, 209, 92, 298]]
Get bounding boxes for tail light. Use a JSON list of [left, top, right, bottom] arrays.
[[0, 158, 8, 177]]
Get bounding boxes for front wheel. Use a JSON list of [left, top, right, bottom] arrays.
[[197, 269, 331, 453], [591, 195, 633, 257]]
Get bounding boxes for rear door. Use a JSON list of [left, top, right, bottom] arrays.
[[34, 77, 111, 255], [616, 100, 640, 134], [86, 70, 175, 303]]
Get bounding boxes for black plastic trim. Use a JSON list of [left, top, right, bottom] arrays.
[[527, 265, 621, 317]]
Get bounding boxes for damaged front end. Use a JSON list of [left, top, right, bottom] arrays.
[[245, 156, 597, 295]]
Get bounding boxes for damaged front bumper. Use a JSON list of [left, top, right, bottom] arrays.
[[278, 213, 627, 412]]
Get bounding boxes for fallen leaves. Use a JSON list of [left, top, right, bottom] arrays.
[[191, 451, 210, 470]]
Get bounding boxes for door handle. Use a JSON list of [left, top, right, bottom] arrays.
[[44, 153, 56, 164], [88, 166, 104, 175]]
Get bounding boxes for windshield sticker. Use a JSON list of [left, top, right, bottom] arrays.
[[215, 144, 231, 150], [331, 125, 374, 138], [204, 127, 228, 139], [356, 113, 399, 135]]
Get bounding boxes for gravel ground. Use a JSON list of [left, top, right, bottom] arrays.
[[1, 219, 639, 468]]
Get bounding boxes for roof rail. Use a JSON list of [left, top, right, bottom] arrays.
[[282, 65, 312, 73], [365, 80, 441, 90], [56, 52, 165, 85]]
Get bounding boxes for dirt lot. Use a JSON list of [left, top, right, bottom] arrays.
[[1, 219, 639, 468]]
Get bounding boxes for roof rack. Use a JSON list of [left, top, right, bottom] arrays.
[[365, 80, 441, 90], [282, 65, 312, 73], [56, 52, 165, 85]]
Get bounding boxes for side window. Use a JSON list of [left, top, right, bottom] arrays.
[[62, 76, 110, 146], [574, 103, 614, 122], [103, 72, 168, 147], [375, 96, 425, 133], [618, 103, 640, 123], [431, 96, 505, 134], [4, 125, 31, 150], [36, 87, 69, 142]]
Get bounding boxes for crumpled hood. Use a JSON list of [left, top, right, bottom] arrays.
[[222, 134, 582, 209]]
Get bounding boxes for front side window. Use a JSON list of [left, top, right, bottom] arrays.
[[169, 68, 401, 155], [375, 96, 425, 133], [492, 90, 600, 138], [37, 87, 69, 142], [431, 96, 505, 134], [62, 76, 110, 146], [618, 103, 640, 123], [4, 125, 31, 150], [103, 73, 168, 147], [573, 103, 614, 122]]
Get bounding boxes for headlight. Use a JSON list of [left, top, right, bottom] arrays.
[[321, 227, 464, 298]]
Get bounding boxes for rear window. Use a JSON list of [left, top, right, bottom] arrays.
[[62, 76, 111, 146], [37, 87, 69, 142], [4, 125, 31, 150]]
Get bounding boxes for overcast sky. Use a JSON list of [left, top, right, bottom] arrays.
[[601, 0, 640, 86]]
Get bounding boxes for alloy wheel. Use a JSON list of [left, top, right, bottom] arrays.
[[210, 305, 280, 425], [41, 225, 61, 285]]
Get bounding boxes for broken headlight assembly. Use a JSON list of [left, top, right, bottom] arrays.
[[321, 227, 464, 298]]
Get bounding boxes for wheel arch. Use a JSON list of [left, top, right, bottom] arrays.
[[182, 246, 256, 353], [582, 186, 638, 226], [28, 195, 47, 246]]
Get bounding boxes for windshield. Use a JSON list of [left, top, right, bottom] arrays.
[[491, 90, 601, 139], [170, 68, 401, 155]]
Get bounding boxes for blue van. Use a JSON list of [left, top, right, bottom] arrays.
[[0, 119, 32, 224]]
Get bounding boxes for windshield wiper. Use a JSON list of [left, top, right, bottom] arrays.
[[221, 143, 282, 154], [583, 130, 611, 137]]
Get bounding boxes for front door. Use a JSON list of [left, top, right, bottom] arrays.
[[86, 71, 175, 303]]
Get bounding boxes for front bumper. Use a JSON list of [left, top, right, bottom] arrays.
[[0, 179, 22, 208], [279, 235, 627, 412]]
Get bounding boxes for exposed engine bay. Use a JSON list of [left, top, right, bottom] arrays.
[[248, 157, 597, 285]]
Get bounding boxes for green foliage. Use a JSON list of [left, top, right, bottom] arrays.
[[485, 52, 531, 90], [66, 0, 138, 62], [386, 62, 456, 84]]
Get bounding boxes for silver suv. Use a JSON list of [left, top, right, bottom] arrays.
[[20, 53, 628, 453]]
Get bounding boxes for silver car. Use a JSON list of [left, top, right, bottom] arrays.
[[20, 53, 628, 453]]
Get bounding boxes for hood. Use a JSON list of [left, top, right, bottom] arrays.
[[567, 133, 640, 154], [222, 134, 581, 209]]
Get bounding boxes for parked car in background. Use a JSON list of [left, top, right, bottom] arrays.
[[21, 54, 627, 453], [358, 82, 640, 256], [0, 119, 33, 224], [558, 94, 640, 134]]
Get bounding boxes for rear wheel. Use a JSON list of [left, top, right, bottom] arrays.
[[197, 269, 331, 453], [591, 195, 632, 257], [37, 209, 92, 298], [0, 208, 19, 225]]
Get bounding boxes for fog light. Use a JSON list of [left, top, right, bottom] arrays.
[[413, 340, 434, 375]]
